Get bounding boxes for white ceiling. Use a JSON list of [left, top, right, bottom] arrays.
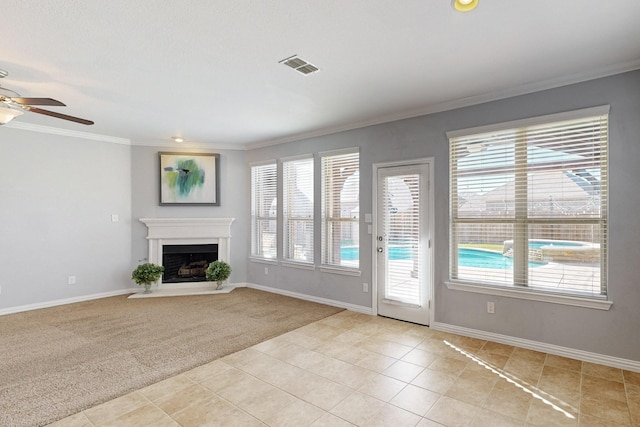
[[2, 0, 640, 149]]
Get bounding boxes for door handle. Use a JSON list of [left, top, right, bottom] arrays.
[[377, 247, 384, 253]]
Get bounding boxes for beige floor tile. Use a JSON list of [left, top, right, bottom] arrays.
[[333, 330, 369, 345], [383, 360, 425, 383], [310, 412, 355, 426], [425, 395, 479, 427], [358, 373, 407, 402], [358, 337, 414, 359], [264, 398, 326, 427], [445, 374, 496, 407], [299, 376, 353, 411], [503, 357, 544, 386], [330, 345, 374, 365], [330, 391, 386, 426], [152, 383, 219, 416], [536, 365, 581, 407], [376, 331, 424, 348], [102, 403, 179, 427], [473, 350, 511, 369], [582, 362, 624, 383], [355, 351, 397, 372], [510, 348, 547, 364], [401, 348, 439, 367], [481, 342, 516, 357], [171, 397, 264, 427], [366, 403, 423, 426], [526, 398, 578, 426], [580, 394, 632, 426], [428, 356, 469, 377], [83, 392, 150, 425], [623, 369, 640, 386], [411, 369, 457, 394], [483, 380, 533, 421], [581, 374, 627, 403], [470, 407, 523, 427], [544, 354, 582, 373], [215, 374, 276, 406], [323, 362, 378, 389], [578, 413, 621, 426], [235, 387, 299, 422], [390, 384, 440, 416], [416, 418, 446, 427], [626, 382, 640, 426], [199, 366, 255, 393], [47, 412, 94, 427], [139, 374, 195, 402]]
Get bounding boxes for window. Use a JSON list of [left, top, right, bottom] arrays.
[[321, 150, 359, 269], [283, 157, 314, 264], [449, 107, 608, 298], [250, 162, 277, 259]]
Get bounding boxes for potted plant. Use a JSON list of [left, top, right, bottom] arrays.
[[205, 260, 232, 289], [131, 263, 165, 294]]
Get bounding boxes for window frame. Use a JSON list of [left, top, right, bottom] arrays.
[[320, 148, 360, 273], [249, 161, 278, 261], [445, 106, 612, 310], [282, 155, 315, 266]]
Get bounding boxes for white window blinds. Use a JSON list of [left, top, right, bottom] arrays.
[[283, 157, 314, 263], [321, 150, 359, 268], [449, 109, 608, 296], [251, 163, 277, 259]]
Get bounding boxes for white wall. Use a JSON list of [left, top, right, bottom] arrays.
[[130, 146, 249, 283], [0, 127, 132, 309], [247, 70, 640, 361]]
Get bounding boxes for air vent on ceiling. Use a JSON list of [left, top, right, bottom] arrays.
[[279, 55, 319, 75]]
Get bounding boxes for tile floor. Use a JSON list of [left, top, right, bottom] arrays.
[[50, 310, 640, 426]]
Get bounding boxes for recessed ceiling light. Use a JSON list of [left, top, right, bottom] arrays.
[[172, 136, 184, 143], [453, 0, 478, 12]]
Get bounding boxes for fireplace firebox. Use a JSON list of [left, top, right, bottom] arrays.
[[162, 244, 218, 283]]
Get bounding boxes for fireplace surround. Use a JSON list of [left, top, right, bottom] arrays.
[[139, 218, 234, 290]]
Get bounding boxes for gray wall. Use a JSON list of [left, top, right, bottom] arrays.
[[247, 70, 640, 361], [130, 146, 249, 283], [0, 128, 132, 309]]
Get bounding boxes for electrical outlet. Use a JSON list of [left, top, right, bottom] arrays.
[[363, 283, 369, 292], [487, 301, 495, 314], [68, 276, 77, 285], [264, 267, 268, 275]]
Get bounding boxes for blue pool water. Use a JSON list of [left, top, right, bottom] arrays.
[[340, 245, 550, 269], [458, 248, 544, 269]]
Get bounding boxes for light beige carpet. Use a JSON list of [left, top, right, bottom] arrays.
[[0, 288, 343, 427]]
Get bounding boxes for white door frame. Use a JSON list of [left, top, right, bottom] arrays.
[[372, 157, 435, 325]]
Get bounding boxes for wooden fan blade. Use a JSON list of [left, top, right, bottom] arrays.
[[29, 107, 94, 125], [11, 97, 66, 106]]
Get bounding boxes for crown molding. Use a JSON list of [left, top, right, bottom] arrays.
[[4, 121, 131, 145], [132, 139, 247, 151], [245, 60, 640, 151]]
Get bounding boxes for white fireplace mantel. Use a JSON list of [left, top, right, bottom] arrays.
[[139, 217, 235, 291]]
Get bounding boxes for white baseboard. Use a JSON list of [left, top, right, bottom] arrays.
[[245, 283, 374, 315], [431, 321, 640, 373], [0, 288, 137, 316]]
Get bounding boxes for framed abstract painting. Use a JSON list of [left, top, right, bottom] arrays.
[[159, 152, 220, 205]]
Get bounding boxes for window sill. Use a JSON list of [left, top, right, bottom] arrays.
[[280, 260, 315, 271], [445, 281, 612, 310], [319, 265, 361, 277], [249, 257, 278, 265]]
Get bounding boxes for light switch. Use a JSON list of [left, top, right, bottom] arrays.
[[365, 213, 372, 223], [111, 214, 119, 222]]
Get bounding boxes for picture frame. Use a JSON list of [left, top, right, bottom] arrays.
[[159, 152, 220, 206]]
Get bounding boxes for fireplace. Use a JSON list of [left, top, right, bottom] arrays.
[[139, 218, 234, 289]]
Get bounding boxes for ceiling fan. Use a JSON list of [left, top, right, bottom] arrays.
[[0, 69, 94, 126]]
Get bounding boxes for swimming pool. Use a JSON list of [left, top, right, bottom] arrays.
[[458, 248, 545, 269], [340, 246, 545, 269]]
